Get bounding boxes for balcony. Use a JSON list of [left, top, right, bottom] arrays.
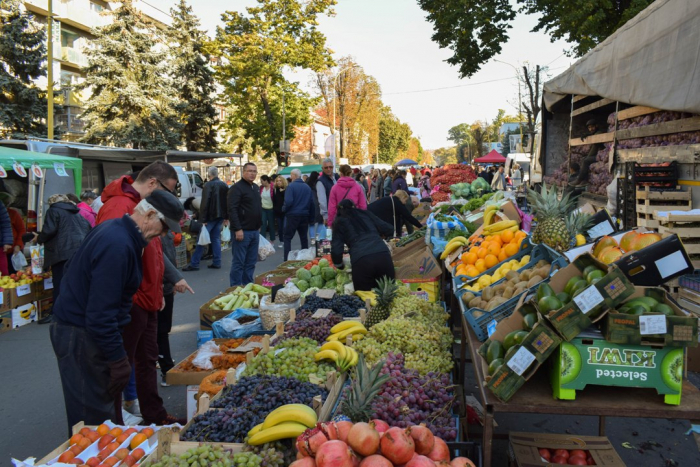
[[61, 46, 89, 68], [24, 1, 110, 32], [55, 107, 86, 135]]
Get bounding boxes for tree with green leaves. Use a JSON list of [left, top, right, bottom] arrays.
[[0, 0, 49, 138], [169, 0, 218, 152], [417, 0, 653, 77], [213, 0, 336, 160], [378, 105, 412, 164], [432, 147, 457, 166], [78, 0, 181, 149]]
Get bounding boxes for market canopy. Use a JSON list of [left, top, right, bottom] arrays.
[[395, 158, 418, 166], [278, 164, 322, 176], [0, 145, 82, 193], [474, 150, 506, 163], [543, 0, 700, 113]]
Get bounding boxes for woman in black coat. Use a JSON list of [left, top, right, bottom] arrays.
[[272, 176, 287, 248], [331, 199, 395, 291], [367, 190, 422, 238]]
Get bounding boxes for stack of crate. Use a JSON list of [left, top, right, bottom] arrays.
[[656, 209, 700, 269], [636, 186, 692, 229]]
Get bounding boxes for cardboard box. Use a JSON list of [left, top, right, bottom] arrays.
[[540, 254, 635, 341], [400, 277, 441, 302], [11, 302, 37, 328], [585, 208, 617, 239], [478, 299, 563, 402], [602, 287, 698, 347], [32, 278, 53, 300], [509, 431, 626, 466], [551, 332, 683, 405], [613, 234, 693, 286], [199, 288, 267, 330], [394, 245, 442, 281], [186, 385, 199, 422], [166, 338, 258, 386], [9, 283, 34, 308], [391, 236, 428, 263], [0, 316, 11, 335], [254, 269, 293, 286], [412, 202, 432, 223], [0, 289, 9, 313]]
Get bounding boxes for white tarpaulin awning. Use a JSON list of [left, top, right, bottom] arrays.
[[543, 0, 700, 113]]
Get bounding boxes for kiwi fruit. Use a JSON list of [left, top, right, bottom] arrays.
[[660, 348, 683, 392], [560, 342, 582, 385]]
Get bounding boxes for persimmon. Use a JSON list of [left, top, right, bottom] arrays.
[[96, 424, 110, 436], [131, 448, 145, 461], [86, 457, 101, 467], [98, 435, 114, 450], [103, 457, 119, 467], [107, 442, 119, 453], [109, 427, 123, 438], [114, 448, 130, 461], [79, 428, 92, 437], [130, 433, 147, 450], [86, 431, 100, 443], [69, 434, 84, 446], [58, 451, 76, 463], [123, 428, 138, 436], [140, 427, 154, 438], [69, 445, 83, 456], [78, 438, 91, 450], [116, 433, 129, 444]]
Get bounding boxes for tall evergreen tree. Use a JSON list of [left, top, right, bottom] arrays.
[[169, 0, 218, 152], [0, 0, 48, 138], [77, 0, 181, 150]]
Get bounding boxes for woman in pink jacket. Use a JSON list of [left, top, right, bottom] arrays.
[[327, 164, 367, 225]]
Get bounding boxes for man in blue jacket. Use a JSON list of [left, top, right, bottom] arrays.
[[50, 190, 183, 433], [282, 168, 316, 260]]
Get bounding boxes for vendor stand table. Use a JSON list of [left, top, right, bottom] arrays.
[[460, 317, 700, 467]]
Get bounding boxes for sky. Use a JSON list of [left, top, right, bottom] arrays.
[[154, 0, 574, 150]]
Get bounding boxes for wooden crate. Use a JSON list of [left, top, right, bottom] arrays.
[[636, 212, 660, 228], [636, 186, 692, 215], [636, 186, 690, 200]]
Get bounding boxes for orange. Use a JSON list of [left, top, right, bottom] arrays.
[[498, 249, 508, 262], [469, 246, 479, 255], [501, 230, 514, 243], [486, 243, 501, 256], [515, 230, 527, 240], [464, 252, 477, 265], [491, 235, 503, 246], [140, 428, 155, 438], [504, 243, 519, 257], [109, 427, 123, 438], [475, 259, 486, 273], [96, 424, 110, 437], [476, 248, 487, 259], [484, 254, 498, 269], [465, 265, 480, 277], [484, 235, 493, 241], [130, 433, 147, 450]]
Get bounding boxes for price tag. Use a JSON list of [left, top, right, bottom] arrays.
[[573, 285, 605, 315], [487, 320, 498, 337], [507, 347, 536, 376], [639, 315, 667, 335], [16, 284, 31, 297], [44, 277, 53, 290], [13, 162, 27, 177], [655, 250, 688, 279], [31, 163, 43, 178], [317, 289, 336, 300], [54, 162, 68, 177], [311, 308, 332, 319], [228, 342, 263, 353], [587, 221, 614, 239]]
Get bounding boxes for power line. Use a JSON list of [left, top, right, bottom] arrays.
[[140, 0, 173, 19]]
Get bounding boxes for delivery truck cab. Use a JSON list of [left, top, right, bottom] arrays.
[[174, 166, 205, 203]]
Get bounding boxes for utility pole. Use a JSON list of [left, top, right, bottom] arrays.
[[47, 0, 54, 139]]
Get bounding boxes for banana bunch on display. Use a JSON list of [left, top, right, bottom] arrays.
[[355, 290, 377, 306], [314, 341, 359, 372], [247, 404, 318, 445], [326, 321, 368, 342], [483, 219, 519, 235], [439, 235, 468, 260]]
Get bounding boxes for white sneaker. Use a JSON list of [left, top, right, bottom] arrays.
[[123, 399, 142, 417], [121, 408, 143, 426]]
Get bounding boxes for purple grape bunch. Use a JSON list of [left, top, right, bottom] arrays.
[[298, 293, 364, 318], [271, 312, 343, 345]]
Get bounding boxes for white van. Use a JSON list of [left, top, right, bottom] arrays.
[[174, 166, 205, 203]]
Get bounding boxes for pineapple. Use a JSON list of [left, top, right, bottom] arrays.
[[339, 354, 390, 422], [526, 183, 577, 252], [365, 276, 399, 328], [565, 210, 593, 247]]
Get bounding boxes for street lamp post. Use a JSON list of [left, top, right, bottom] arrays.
[[494, 59, 523, 149], [331, 65, 357, 162]]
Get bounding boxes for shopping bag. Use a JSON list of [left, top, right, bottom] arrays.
[[258, 235, 275, 261], [198, 226, 211, 246], [30, 245, 43, 274], [221, 225, 231, 242], [11, 251, 28, 270]]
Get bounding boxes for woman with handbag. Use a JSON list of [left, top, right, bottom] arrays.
[[367, 190, 422, 238]]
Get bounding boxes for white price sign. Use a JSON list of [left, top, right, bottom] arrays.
[[587, 221, 614, 239], [639, 315, 667, 335], [16, 284, 31, 297], [507, 347, 536, 376], [573, 285, 605, 315], [44, 277, 53, 290]]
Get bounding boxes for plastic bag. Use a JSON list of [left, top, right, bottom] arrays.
[[221, 225, 231, 242], [11, 251, 27, 271], [258, 234, 275, 261], [274, 282, 301, 304], [288, 247, 316, 261], [192, 340, 222, 370], [198, 226, 211, 246], [212, 309, 266, 339], [30, 245, 43, 274], [259, 295, 300, 330]]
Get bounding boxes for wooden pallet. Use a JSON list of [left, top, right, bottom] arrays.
[[659, 224, 700, 239], [636, 199, 692, 215], [636, 212, 660, 228], [636, 186, 690, 201], [655, 212, 700, 227]]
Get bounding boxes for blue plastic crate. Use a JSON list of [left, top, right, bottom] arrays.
[[453, 237, 534, 283]]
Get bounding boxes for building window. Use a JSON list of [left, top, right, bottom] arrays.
[[90, 1, 105, 13]]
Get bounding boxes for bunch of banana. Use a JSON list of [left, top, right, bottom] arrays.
[[314, 341, 359, 371], [482, 205, 502, 227], [326, 321, 368, 342], [483, 219, 519, 235], [247, 404, 318, 445], [440, 236, 468, 260], [355, 290, 377, 306]]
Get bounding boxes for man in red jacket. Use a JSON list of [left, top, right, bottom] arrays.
[[97, 161, 192, 425]]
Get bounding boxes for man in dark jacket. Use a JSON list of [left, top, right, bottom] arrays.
[[50, 190, 183, 434], [282, 168, 316, 261], [317, 158, 339, 225], [228, 162, 262, 286], [184, 167, 229, 271]]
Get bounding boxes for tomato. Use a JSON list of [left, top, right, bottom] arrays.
[[569, 450, 586, 459], [553, 449, 570, 460], [538, 448, 551, 461], [587, 457, 596, 465], [568, 457, 587, 465], [552, 455, 569, 465]]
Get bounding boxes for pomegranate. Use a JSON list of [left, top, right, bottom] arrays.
[[290, 458, 317, 467], [451, 457, 476, 467], [316, 440, 356, 467], [297, 425, 331, 457], [372, 419, 390, 433], [406, 455, 436, 466], [321, 422, 340, 440], [426, 437, 450, 462], [410, 425, 435, 455], [379, 427, 415, 465], [359, 455, 393, 467], [347, 422, 380, 457], [336, 421, 353, 443]]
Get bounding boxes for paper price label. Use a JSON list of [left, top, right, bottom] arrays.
[[507, 347, 536, 376], [655, 250, 688, 279], [487, 320, 498, 337], [228, 342, 263, 353], [311, 308, 332, 318], [573, 285, 605, 315], [16, 284, 31, 297], [0, 291, 3, 305], [44, 277, 53, 290], [639, 315, 667, 335], [317, 289, 336, 300], [0, 165, 7, 178], [587, 220, 614, 239]]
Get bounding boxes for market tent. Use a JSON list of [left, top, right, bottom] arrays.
[[474, 150, 506, 164], [543, 0, 700, 113], [278, 164, 322, 176], [0, 145, 82, 193], [396, 158, 418, 166]]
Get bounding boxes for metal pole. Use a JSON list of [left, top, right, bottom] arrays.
[[282, 90, 285, 142], [47, 0, 54, 139], [494, 59, 523, 149]]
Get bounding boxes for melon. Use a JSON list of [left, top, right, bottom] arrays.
[[598, 247, 624, 264], [592, 236, 618, 258], [619, 231, 640, 252], [630, 232, 662, 251]]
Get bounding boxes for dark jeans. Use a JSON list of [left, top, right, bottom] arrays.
[[283, 215, 309, 261], [158, 292, 175, 376], [51, 260, 66, 303], [404, 199, 415, 235], [114, 303, 166, 425], [230, 230, 259, 286], [261, 208, 275, 241], [351, 251, 395, 291], [190, 218, 223, 268], [275, 215, 285, 242], [50, 321, 117, 436]]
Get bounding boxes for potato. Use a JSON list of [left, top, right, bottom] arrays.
[[503, 285, 515, 299], [506, 270, 520, 281], [482, 287, 495, 302], [520, 270, 532, 281], [461, 292, 476, 304], [527, 275, 544, 288], [478, 299, 489, 309], [472, 310, 484, 318]]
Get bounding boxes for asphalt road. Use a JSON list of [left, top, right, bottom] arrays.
[[1, 237, 699, 466]]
